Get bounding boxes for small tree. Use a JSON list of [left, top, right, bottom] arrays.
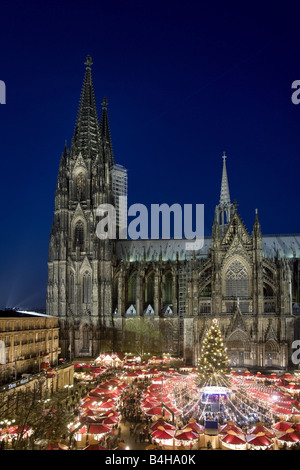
[[197, 318, 229, 386]]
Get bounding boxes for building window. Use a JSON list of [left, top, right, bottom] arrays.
[[76, 173, 86, 201], [145, 273, 154, 305], [74, 221, 84, 250], [163, 272, 173, 305], [226, 260, 248, 298], [83, 273, 92, 304], [128, 273, 137, 305]]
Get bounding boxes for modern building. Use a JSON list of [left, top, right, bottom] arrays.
[[47, 56, 300, 370], [111, 163, 128, 238]]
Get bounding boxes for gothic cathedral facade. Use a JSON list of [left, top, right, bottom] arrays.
[[47, 57, 300, 370]]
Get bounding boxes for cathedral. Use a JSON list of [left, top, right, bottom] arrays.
[[47, 56, 300, 370]]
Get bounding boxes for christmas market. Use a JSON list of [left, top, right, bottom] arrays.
[[1, 319, 300, 451]]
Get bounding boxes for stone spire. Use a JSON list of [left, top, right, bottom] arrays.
[[252, 208, 262, 246], [219, 152, 231, 205], [71, 55, 101, 157], [216, 153, 234, 232], [100, 97, 114, 167]]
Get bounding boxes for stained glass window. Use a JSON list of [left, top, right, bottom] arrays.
[[226, 260, 248, 297]]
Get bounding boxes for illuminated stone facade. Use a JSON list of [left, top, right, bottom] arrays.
[[47, 57, 300, 369]]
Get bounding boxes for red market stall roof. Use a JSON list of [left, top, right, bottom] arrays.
[[148, 369, 161, 375], [126, 371, 140, 377], [272, 421, 295, 432], [255, 372, 267, 379], [87, 423, 111, 435], [80, 399, 99, 409], [141, 399, 161, 409], [268, 373, 281, 380], [221, 433, 246, 445], [218, 423, 243, 435], [91, 387, 112, 395], [248, 424, 275, 439], [148, 384, 163, 392], [152, 428, 176, 440], [144, 392, 170, 401], [277, 431, 300, 443], [183, 422, 204, 434], [152, 376, 163, 382], [74, 425, 87, 434], [145, 407, 172, 417], [284, 383, 300, 390], [91, 368, 106, 374], [84, 394, 103, 402], [106, 378, 122, 384], [88, 391, 119, 400], [101, 416, 119, 426], [282, 373, 295, 381], [246, 435, 273, 447], [150, 420, 176, 432], [174, 429, 199, 441], [98, 399, 115, 409], [240, 370, 253, 377]]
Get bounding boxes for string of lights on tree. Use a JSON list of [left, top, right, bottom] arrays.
[[197, 318, 229, 386]]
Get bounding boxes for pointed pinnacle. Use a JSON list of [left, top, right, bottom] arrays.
[[220, 153, 231, 205], [84, 55, 93, 69]]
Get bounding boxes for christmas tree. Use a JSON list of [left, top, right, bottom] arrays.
[[197, 318, 229, 385]]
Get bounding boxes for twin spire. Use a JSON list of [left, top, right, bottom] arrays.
[[215, 153, 261, 237], [71, 55, 114, 164], [219, 152, 231, 206], [215, 152, 234, 231]]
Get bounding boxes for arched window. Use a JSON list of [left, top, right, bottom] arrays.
[[83, 272, 92, 304], [226, 260, 248, 298], [163, 272, 173, 305], [145, 273, 154, 305], [74, 221, 84, 250], [76, 173, 86, 201], [128, 273, 137, 304]]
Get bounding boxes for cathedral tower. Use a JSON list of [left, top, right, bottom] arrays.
[[47, 56, 117, 358]]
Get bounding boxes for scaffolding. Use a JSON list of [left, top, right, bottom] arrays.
[[178, 256, 193, 356], [178, 263, 186, 357]]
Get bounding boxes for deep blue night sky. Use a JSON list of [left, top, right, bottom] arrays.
[[0, 1, 299, 309]]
